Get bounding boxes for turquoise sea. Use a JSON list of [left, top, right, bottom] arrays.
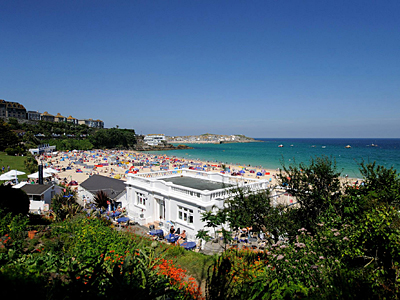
[[149, 138, 400, 178]]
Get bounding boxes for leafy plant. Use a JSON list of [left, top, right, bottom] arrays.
[[93, 190, 111, 210]]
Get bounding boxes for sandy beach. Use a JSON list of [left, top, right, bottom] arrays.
[[36, 149, 357, 205], [37, 149, 280, 186]]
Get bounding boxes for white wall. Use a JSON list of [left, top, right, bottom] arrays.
[[29, 185, 62, 212]]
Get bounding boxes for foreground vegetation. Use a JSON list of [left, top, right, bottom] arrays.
[[199, 157, 400, 299], [0, 214, 208, 299], [1, 156, 399, 299]]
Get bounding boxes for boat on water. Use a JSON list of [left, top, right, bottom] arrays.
[[345, 145, 351, 148], [371, 143, 378, 147], [322, 146, 326, 149], [278, 144, 284, 148]]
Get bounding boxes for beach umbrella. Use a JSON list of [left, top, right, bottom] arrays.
[[257, 172, 263, 176], [4, 170, 25, 184], [239, 170, 245, 174], [28, 171, 52, 179], [0, 173, 16, 181], [4, 170, 25, 176], [44, 167, 59, 174]]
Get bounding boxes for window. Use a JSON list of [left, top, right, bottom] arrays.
[[178, 206, 193, 224], [137, 192, 146, 206]]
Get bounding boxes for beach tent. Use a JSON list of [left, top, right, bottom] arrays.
[[257, 172, 263, 176]]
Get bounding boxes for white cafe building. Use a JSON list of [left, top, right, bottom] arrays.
[[125, 169, 269, 241]]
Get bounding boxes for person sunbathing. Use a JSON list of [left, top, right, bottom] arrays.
[[178, 230, 187, 242]]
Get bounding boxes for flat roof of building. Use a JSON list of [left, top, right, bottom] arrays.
[[162, 176, 233, 191]]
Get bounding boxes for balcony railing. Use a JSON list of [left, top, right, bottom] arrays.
[[126, 169, 269, 203]]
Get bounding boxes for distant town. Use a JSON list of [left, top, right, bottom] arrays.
[[0, 99, 104, 128], [1, 99, 256, 147], [167, 133, 256, 144]]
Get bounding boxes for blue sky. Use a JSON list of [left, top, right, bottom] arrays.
[[1, 0, 399, 138]]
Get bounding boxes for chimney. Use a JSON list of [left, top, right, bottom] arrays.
[[38, 165, 44, 185]]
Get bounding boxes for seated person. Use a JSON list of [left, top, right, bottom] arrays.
[[178, 230, 187, 241], [170, 225, 175, 235]]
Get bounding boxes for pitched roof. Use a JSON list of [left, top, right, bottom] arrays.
[[80, 175, 126, 200], [20, 184, 54, 195], [0, 100, 26, 109]]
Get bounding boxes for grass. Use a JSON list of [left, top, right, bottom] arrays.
[[0, 152, 30, 180]]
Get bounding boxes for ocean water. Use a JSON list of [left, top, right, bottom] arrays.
[[149, 138, 400, 178]]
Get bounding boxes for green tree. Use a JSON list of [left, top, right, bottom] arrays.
[[358, 161, 400, 208], [0, 185, 30, 215], [90, 128, 136, 149], [0, 119, 20, 151], [22, 131, 40, 148], [24, 153, 38, 173], [277, 155, 342, 233]]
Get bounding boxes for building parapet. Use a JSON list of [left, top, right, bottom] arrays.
[[126, 169, 268, 204]]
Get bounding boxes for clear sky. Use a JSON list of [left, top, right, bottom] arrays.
[[1, 0, 399, 138]]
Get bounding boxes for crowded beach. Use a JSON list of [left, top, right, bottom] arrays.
[[37, 149, 280, 186]]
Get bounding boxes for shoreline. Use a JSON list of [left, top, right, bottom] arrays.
[[37, 149, 360, 188], [169, 140, 260, 144]]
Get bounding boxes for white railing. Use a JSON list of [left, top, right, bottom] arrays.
[[127, 168, 269, 203], [171, 186, 202, 198], [135, 169, 183, 179]]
